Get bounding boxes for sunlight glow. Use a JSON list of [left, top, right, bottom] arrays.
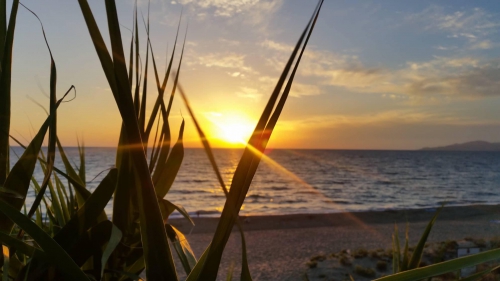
[[208, 112, 255, 145], [201, 111, 383, 238]]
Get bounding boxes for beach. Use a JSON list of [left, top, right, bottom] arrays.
[[170, 204, 500, 280]]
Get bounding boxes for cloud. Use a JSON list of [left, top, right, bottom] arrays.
[[407, 6, 500, 43], [290, 83, 322, 97], [178, 0, 282, 23], [260, 39, 293, 52], [261, 38, 500, 99], [434, 45, 458, 51], [470, 40, 494, 50], [236, 87, 262, 100], [189, 53, 257, 74], [401, 57, 500, 98]]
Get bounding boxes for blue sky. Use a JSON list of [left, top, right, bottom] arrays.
[[8, 0, 500, 149]]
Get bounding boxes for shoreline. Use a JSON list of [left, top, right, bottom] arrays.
[[169, 204, 500, 280], [169, 203, 500, 234]]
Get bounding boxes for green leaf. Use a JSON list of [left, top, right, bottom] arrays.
[[0, 115, 50, 232], [0, 0, 19, 184], [401, 223, 409, 272], [161, 199, 194, 226], [375, 248, 500, 281], [0, 199, 89, 280], [239, 226, 252, 281], [185, 245, 211, 281], [0, 232, 47, 261], [77, 137, 86, 183], [143, 11, 182, 140], [53, 168, 117, 251], [459, 265, 500, 281], [56, 137, 87, 207], [112, 143, 135, 236], [54, 173, 71, 221], [19, 5, 76, 224], [77, 0, 118, 96], [101, 223, 122, 278], [408, 206, 443, 269], [79, 1, 179, 279], [166, 224, 196, 275], [0, 231, 52, 278], [155, 120, 184, 198], [67, 221, 119, 272], [392, 224, 400, 274]]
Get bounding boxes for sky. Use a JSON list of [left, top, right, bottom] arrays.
[[8, 0, 500, 149]]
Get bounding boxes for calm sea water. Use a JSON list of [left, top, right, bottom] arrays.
[[11, 147, 500, 217]]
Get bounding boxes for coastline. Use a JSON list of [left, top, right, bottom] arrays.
[[169, 204, 500, 280]]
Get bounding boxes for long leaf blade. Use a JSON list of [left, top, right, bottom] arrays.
[[0, 200, 89, 280], [376, 248, 500, 281], [408, 206, 443, 269]]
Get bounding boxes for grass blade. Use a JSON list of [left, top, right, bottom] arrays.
[[0, 0, 19, 184], [408, 206, 442, 269], [53, 168, 117, 251], [0, 232, 47, 261], [166, 224, 196, 275], [155, 120, 184, 198], [185, 245, 210, 281], [376, 248, 500, 281], [161, 199, 193, 226], [54, 174, 71, 222], [80, 1, 179, 279], [19, 4, 69, 224], [9, 132, 89, 208], [392, 224, 401, 274], [143, 11, 182, 139], [77, 138, 86, 184], [56, 138, 89, 208], [133, 5, 141, 116], [401, 223, 409, 272], [101, 223, 122, 278], [0, 199, 89, 280], [460, 265, 500, 281], [0, 116, 50, 232]]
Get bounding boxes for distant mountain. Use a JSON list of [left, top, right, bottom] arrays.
[[420, 141, 500, 151]]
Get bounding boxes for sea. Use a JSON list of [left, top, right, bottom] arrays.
[[11, 147, 500, 218]]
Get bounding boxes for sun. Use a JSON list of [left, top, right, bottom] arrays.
[[207, 112, 255, 146], [220, 122, 253, 144]]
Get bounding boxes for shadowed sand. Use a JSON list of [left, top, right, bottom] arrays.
[[169, 204, 500, 280]]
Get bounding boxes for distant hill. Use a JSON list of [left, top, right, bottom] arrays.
[[420, 141, 500, 151]]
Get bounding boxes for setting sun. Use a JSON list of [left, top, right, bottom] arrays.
[[207, 112, 256, 146]]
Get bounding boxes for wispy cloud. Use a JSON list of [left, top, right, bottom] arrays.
[[177, 0, 282, 24], [236, 87, 262, 100], [188, 52, 257, 75], [407, 6, 500, 43], [434, 45, 458, 51], [470, 40, 494, 50], [290, 83, 322, 98]]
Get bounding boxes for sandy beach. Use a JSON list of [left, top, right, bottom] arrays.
[[169, 204, 500, 280]]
